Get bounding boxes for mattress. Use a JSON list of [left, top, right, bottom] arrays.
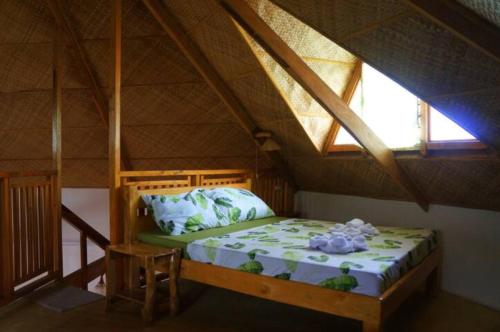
[[186, 218, 438, 296], [138, 216, 287, 251]]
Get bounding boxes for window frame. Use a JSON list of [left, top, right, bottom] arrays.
[[328, 63, 485, 154]]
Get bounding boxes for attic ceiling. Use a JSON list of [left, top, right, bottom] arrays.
[[0, 0, 499, 211]]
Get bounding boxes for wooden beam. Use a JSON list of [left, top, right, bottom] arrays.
[[221, 0, 429, 211], [141, 0, 295, 186], [404, 0, 500, 63], [322, 59, 362, 156], [52, 22, 63, 279], [109, 0, 122, 245], [45, 0, 133, 171]]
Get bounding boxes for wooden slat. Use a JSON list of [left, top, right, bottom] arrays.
[[405, 0, 500, 63], [141, 0, 295, 187], [110, 0, 122, 245], [222, 0, 429, 211], [20, 187, 28, 282], [322, 59, 362, 155], [12, 188, 21, 283], [37, 186, 46, 272], [121, 169, 252, 177], [1, 178, 13, 300]]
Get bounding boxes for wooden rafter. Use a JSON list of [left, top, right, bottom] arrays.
[[221, 0, 429, 211], [141, 0, 295, 186], [404, 0, 500, 63], [322, 59, 362, 156], [45, 0, 133, 170]]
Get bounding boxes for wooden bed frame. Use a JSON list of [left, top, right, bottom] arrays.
[[121, 170, 441, 332]]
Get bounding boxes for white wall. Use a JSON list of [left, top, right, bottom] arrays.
[[296, 191, 500, 311], [61, 189, 109, 277]]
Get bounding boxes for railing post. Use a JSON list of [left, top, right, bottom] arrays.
[[1, 177, 13, 302], [80, 233, 88, 290]]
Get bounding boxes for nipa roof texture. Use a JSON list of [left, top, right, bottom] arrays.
[[0, 0, 499, 211]]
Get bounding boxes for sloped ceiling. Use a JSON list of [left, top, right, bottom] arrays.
[[0, 0, 499, 211]]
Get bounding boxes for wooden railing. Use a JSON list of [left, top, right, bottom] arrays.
[[253, 170, 296, 217], [62, 205, 110, 290], [0, 171, 60, 305]]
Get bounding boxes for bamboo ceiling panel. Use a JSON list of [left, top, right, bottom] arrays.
[[0, 129, 51, 160], [457, 0, 500, 27], [399, 159, 500, 210], [121, 84, 235, 125], [0, 44, 53, 93], [61, 89, 107, 128], [62, 128, 108, 159], [0, 0, 53, 43], [122, 124, 256, 159], [0, 91, 52, 129], [289, 157, 410, 201]]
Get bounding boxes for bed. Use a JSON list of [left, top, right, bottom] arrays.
[[122, 170, 441, 332]]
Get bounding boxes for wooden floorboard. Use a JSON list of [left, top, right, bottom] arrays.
[[0, 281, 499, 332]]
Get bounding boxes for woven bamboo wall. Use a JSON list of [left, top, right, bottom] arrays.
[[0, 0, 499, 211]]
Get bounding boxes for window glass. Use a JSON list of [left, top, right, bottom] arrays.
[[429, 107, 476, 141], [334, 64, 420, 149]]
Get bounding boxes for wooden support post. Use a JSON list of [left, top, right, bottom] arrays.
[[109, 0, 122, 245], [52, 22, 63, 279], [80, 233, 88, 290], [221, 0, 429, 211], [1, 177, 13, 302]]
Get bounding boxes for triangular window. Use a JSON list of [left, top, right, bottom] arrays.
[[332, 63, 483, 151]]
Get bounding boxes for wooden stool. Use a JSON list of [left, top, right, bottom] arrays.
[[105, 243, 181, 323]]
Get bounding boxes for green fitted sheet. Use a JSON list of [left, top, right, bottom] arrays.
[[138, 216, 287, 251]]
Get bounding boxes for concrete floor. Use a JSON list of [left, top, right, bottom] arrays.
[[1, 281, 499, 332]]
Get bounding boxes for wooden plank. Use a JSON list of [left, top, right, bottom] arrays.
[[109, 0, 122, 245], [12, 188, 20, 283], [141, 0, 295, 187], [180, 259, 380, 322], [405, 0, 500, 63], [20, 187, 28, 282], [45, 0, 133, 171], [1, 178, 13, 301], [322, 59, 362, 155], [222, 0, 429, 211], [52, 23, 63, 279]]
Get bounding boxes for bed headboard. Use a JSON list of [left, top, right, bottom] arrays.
[[121, 170, 252, 244]]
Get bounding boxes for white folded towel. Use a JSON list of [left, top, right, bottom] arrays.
[[310, 218, 378, 255]]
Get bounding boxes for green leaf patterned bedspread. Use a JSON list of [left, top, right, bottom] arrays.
[[186, 218, 438, 297]]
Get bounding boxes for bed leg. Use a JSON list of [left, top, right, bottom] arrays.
[[426, 264, 441, 297], [363, 319, 382, 332]]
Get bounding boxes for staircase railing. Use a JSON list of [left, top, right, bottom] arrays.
[[61, 205, 110, 290]]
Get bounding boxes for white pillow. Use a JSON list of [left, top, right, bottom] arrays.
[[143, 188, 230, 235], [205, 188, 275, 223]]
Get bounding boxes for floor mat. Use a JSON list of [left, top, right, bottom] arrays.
[[27, 285, 104, 312]]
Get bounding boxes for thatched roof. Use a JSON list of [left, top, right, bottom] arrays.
[[0, 0, 499, 211]]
